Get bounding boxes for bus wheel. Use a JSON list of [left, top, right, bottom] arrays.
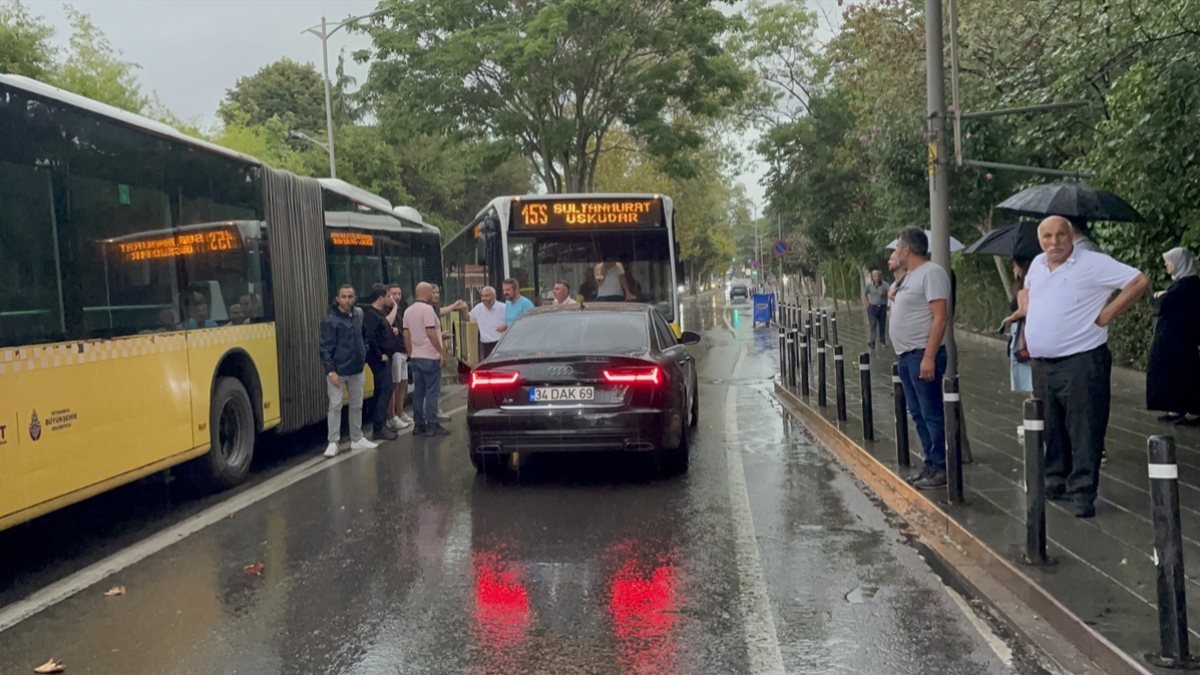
[[200, 377, 256, 489]]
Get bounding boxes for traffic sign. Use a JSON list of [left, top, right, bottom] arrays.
[[773, 240, 789, 256]]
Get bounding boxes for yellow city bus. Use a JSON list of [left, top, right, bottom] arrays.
[[442, 194, 683, 338], [0, 74, 442, 531]]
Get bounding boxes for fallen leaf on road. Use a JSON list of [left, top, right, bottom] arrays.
[[103, 586, 125, 597], [33, 658, 64, 673], [243, 562, 265, 576], [1120, 558, 1128, 566]]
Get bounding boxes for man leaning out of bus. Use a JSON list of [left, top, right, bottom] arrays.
[[320, 284, 377, 458]]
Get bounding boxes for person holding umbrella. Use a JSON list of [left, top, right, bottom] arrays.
[[1024, 216, 1149, 518], [1147, 247, 1200, 425]]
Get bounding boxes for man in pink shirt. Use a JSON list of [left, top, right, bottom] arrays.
[[403, 282, 448, 436]]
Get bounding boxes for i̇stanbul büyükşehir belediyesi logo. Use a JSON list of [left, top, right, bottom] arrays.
[[29, 410, 41, 441]]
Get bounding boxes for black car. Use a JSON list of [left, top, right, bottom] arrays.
[[467, 304, 700, 476], [730, 283, 749, 302]]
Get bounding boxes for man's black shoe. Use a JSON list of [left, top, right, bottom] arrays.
[[913, 469, 947, 490], [430, 424, 451, 436], [374, 427, 399, 441], [906, 467, 931, 484], [413, 425, 428, 437], [1045, 485, 1068, 501], [1069, 501, 1096, 518]]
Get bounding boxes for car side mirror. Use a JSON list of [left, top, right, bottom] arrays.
[[680, 330, 701, 346]]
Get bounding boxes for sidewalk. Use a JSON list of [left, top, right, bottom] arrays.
[[771, 303, 1200, 673]]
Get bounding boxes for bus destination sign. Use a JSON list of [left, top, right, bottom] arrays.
[[115, 226, 241, 262], [512, 198, 662, 230], [328, 231, 375, 248]]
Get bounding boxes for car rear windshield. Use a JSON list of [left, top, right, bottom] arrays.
[[493, 312, 649, 355]]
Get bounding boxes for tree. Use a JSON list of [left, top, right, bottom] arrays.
[[54, 5, 147, 113], [0, 0, 56, 79], [218, 58, 329, 133], [361, 0, 750, 193]]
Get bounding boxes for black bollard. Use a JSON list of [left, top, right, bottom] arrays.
[[1146, 435, 1200, 669], [822, 310, 830, 343], [777, 326, 786, 381], [789, 323, 801, 391], [859, 352, 874, 441], [817, 339, 827, 407], [804, 317, 813, 366], [1020, 398, 1051, 566], [785, 328, 797, 389], [799, 332, 810, 397], [893, 363, 910, 469], [944, 377, 964, 504], [831, 311, 839, 345], [834, 345, 847, 421]]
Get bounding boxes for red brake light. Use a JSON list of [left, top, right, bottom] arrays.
[[602, 366, 662, 385], [470, 370, 521, 389]]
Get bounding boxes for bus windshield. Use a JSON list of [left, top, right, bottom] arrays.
[[506, 230, 673, 318]]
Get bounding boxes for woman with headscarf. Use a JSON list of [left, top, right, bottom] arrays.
[[1147, 247, 1200, 425]]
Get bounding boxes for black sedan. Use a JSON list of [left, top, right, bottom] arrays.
[[467, 303, 700, 476], [730, 283, 749, 303]]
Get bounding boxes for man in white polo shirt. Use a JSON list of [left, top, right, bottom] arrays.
[[468, 285, 506, 359], [1025, 216, 1148, 518]]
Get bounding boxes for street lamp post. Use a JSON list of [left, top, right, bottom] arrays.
[[303, 10, 386, 179]]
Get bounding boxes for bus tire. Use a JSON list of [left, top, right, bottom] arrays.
[[199, 377, 256, 489]]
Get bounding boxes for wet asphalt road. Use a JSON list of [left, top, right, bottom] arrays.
[[0, 293, 1055, 674]]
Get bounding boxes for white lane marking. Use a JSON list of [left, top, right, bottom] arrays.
[[942, 584, 1014, 668], [724, 345, 786, 673], [0, 403, 469, 634]]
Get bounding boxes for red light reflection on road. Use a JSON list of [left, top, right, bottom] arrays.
[[609, 560, 679, 674], [471, 551, 531, 673]]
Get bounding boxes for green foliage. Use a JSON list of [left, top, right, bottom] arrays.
[[218, 58, 329, 133], [54, 5, 148, 113], [751, 0, 1200, 368], [0, 0, 55, 79], [361, 0, 750, 193]]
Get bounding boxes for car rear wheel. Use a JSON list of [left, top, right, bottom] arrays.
[[194, 377, 255, 490], [660, 413, 689, 476], [689, 378, 699, 429], [470, 449, 507, 477]]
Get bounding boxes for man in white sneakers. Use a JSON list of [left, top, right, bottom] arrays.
[[319, 285, 377, 457], [385, 284, 414, 431]]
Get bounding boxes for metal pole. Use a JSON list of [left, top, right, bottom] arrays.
[[925, 0, 958, 382], [786, 327, 797, 389], [831, 311, 839, 346], [944, 376, 963, 504], [859, 352, 874, 441], [1146, 435, 1200, 669], [834, 345, 847, 422], [778, 325, 787, 382], [1021, 398, 1051, 566], [893, 363, 910, 469], [799, 330, 810, 397], [822, 310, 830, 344], [817, 339, 827, 408], [319, 16, 337, 178]]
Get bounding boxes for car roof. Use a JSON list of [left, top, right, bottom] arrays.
[[520, 303, 651, 318]]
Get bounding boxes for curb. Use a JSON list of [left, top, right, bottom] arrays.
[[773, 381, 1152, 675]]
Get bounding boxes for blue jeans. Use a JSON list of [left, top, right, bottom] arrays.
[[410, 358, 442, 428], [897, 346, 947, 471]]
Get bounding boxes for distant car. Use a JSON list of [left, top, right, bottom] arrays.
[[730, 282, 750, 302], [467, 304, 700, 476]]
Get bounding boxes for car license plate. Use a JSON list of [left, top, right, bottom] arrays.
[[530, 386, 595, 403]]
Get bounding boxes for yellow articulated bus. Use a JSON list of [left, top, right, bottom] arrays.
[[0, 74, 442, 531], [442, 194, 685, 340]]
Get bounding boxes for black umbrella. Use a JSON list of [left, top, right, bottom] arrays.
[[964, 221, 1042, 260], [996, 182, 1143, 223]]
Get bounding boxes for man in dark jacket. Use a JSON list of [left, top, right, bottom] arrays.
[[364, 283, 405, 441], [320, 284, 375, 458]]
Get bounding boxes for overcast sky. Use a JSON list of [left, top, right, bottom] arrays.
[[27, 0, 844, 206]]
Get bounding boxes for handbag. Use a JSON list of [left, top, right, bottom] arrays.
[[1013, 320, 1031, 363]]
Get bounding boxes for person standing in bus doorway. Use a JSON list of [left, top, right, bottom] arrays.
[[594, 253, 636, 301], [404, 282, 449, 436], [551, 280, 577, 306], [430, 283, 468, 422], [385, 284, 414, 431], [365, 284, 404, 442], [469, 285, 506, 359], [496, 278, 534, 335], [320, 285, 376, 458]]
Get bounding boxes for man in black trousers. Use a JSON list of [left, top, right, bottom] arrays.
[[364, 283, 405, 441]]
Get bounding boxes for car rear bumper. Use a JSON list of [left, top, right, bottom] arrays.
[[468, 407, 681, 453]]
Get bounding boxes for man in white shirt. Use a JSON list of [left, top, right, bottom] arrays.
[[1025, 216, 1148, 518], [468, 285, 507, 359], [551, 280, 577, 306]]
